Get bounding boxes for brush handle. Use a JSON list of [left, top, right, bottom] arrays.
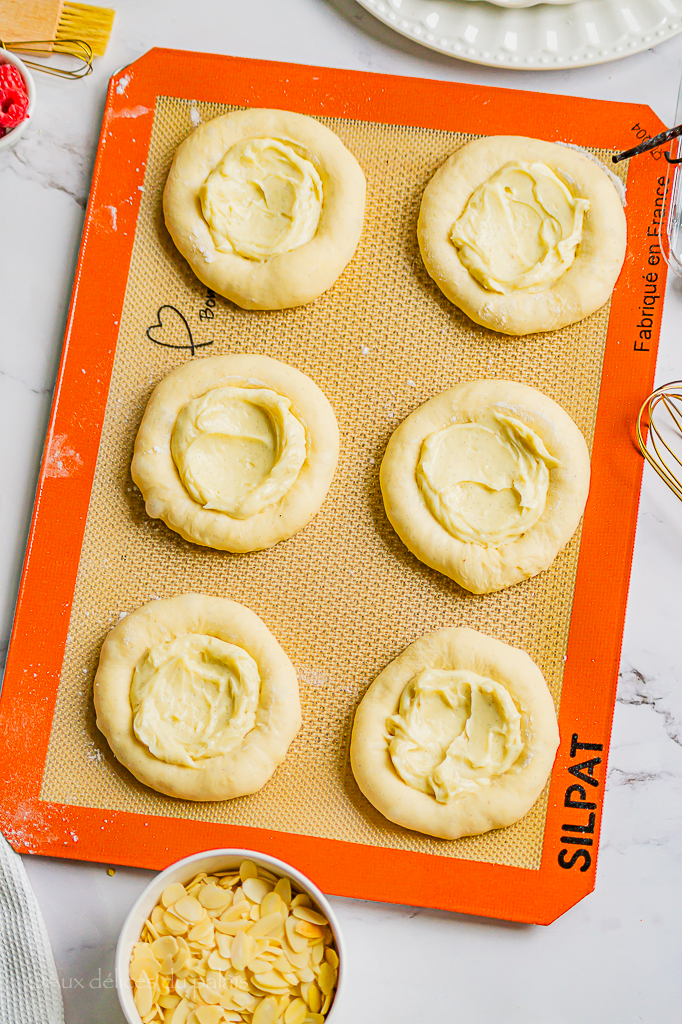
[[0, 0, 65, 48]]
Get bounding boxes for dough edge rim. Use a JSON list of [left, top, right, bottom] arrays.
[[163, 107, 367, 310], [94, 593, 302, 801], [131, 353, 340, 553], [417, 135, 628, 336], [379, 379, 591, 595], [350, 625, 560, 840]]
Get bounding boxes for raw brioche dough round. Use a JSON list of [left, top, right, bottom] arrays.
[[94, 594, 301, 801], [131, 354, 339, 552], [163, 108, 366, 310], [351, 626, 559, 839], [380, 379, 590, 595], [418, 135, 627, 336]]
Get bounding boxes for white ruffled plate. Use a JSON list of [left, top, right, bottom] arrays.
[[355, 0, 682, 68]]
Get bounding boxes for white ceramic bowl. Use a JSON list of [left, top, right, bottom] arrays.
[[116, 848, 345, 1024], [0, 48, 36, 153]]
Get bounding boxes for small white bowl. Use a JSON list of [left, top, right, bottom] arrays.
[[0, 48, 36, 153], [116, 848, 345, 1024]]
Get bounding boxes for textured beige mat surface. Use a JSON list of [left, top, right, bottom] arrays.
[[41, 96, 627, 870]]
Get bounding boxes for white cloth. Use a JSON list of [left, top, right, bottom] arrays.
[[0, 835, 64, 1024]]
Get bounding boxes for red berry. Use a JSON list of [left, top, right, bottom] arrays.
[[0, 62, 29, 131]]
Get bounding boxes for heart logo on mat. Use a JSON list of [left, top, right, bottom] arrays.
[[146, 305, 213, 356]]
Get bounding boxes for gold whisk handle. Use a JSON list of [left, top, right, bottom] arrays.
[[636, 381, 682, 502], [0, 39, 93, 79]]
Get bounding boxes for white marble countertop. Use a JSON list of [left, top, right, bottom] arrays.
[[1, 2, 681, 1021]]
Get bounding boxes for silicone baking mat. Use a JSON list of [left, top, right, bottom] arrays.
[[0, 50, 668, 924]]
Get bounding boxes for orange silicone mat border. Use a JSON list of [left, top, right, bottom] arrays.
[[0, 49, 667, 924]]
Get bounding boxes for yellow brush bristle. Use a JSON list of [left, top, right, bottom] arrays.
[[54, 2, 115, 57]]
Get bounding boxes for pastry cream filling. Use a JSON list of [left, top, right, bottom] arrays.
[[387, 668, 525, 802], [416, 412, 560, 547], [130, 634, 260, 768], [200, 137, 323, 261], [450, 161, 590, 294], [171, 385, 307, 519]]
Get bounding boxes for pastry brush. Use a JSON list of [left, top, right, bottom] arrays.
[[0, 0, 115, 58]]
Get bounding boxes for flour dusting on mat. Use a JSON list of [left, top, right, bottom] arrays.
[[44, 434, 82, 479]]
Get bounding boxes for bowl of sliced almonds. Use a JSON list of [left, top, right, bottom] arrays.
[[116, 848, 344, 1024]]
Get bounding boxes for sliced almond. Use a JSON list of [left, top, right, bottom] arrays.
[[249, 912, 284, 939], [174, 978, 194, 1000], [221, 901, 251, 923], [133, 973, 153, 1017], [159, 993, 181, 1010], [273, 877, 291, 905], [239, 860, 259, 882], [257, 868, 279, 883], [143, 919, 160, 942], [151, 936, 179, 960], [169, 1000, 193, 1024], [294, 920, 324, 940], [296, 966, 314, 984], [251, 971, 290, 995], [290, 894, 311, 909], [260, 893, 285, 919], [301, 981, 321, 1013], [232, 990, 257, 1009], [216, 932, 233, 959], [291, 907, 328, 928], [132, 949, 152, 971], [161, 883, 187, 908], [253, 995, 279, 1024], [284, 997, 308, 1024], [188, 920, 214, 944], [242, 877, 273, 905], [283, 946, 308, 970], [205, 969, 226, 992], [218, 991, 243, 1012], [318, 962, 336, 996], [248, 958, 274, 974], [158, 953, 176, 976], [174, 896, 204, 924], [198, 884, 232, 910], [207, 950, 231, 971], [197, 981, 220, 1005], [324, 947, 338, 969], [217, 918, 252, 936], [231, 929, 257, 971], [163, 912, 188, 936], [172, 947, 189, 973], [285, 916, 307, 953], [199, 1008, 225, 1024], [310, 944, 324, 966]]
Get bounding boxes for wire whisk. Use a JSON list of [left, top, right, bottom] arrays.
[[637, 382, 682, 502], [0, 38, 93, 79]]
